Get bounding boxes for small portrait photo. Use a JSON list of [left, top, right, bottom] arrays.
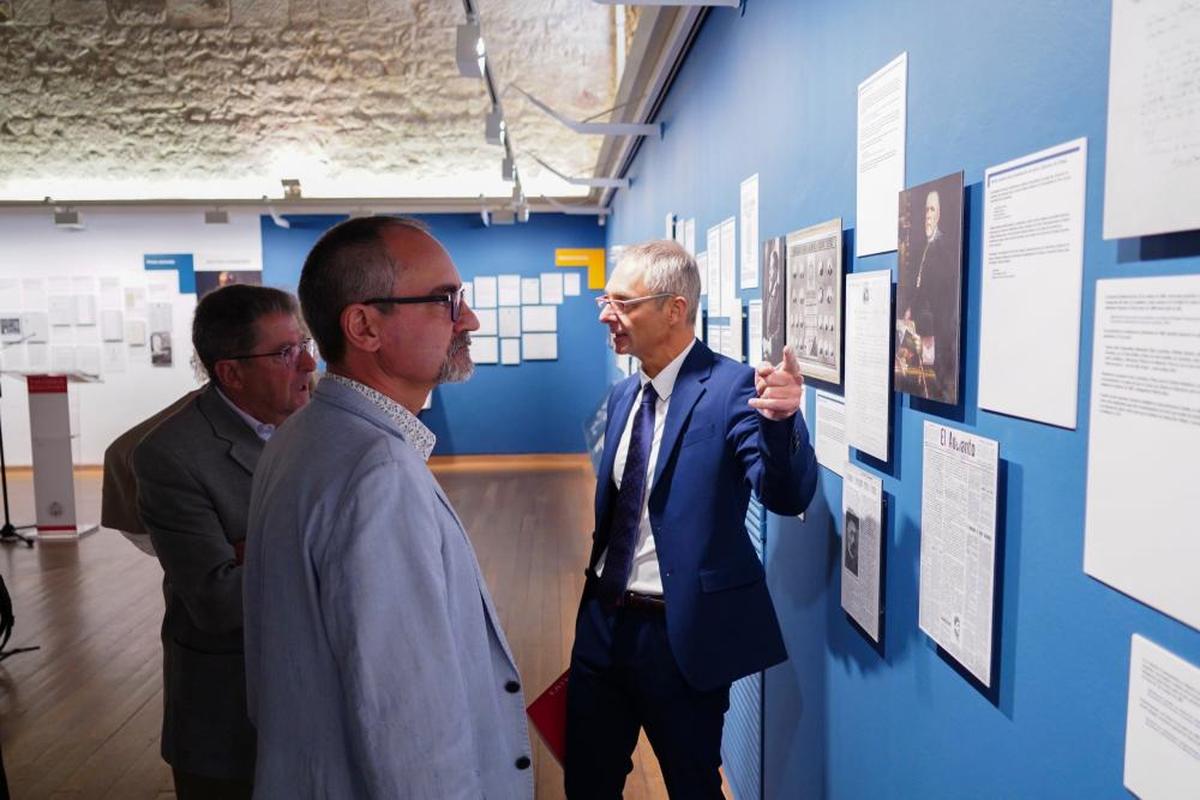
[[844, 510, 860, 577], [150, 331, 173, 367]]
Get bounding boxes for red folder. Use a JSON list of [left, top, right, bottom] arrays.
[[526, 669, 570, 765]]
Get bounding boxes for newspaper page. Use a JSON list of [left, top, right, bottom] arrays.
[[841, 464, 884, 642], [919, 421, 999, 686]]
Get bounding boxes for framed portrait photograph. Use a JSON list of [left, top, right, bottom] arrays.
[[895, 171, 964, 404], [760, 236, 786, 364]]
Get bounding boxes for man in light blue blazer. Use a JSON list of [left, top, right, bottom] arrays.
[[566, 240, 818, 798], [244, 216, 533, 799]]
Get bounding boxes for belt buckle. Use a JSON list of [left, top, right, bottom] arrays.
[[622, 591, 664, 613]]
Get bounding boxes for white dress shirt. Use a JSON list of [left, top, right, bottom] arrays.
[[596, 338, 697, 596], [216, 387, 275, 442]]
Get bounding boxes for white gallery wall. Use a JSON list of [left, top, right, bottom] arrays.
[[0, 207, 263, 465]]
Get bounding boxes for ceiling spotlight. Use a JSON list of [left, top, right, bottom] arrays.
[[517, 205, 530, 223], [204, 208, 229, 224], [485, 108, 504, 145], [281, 178, 302, 200], [53, 206, 83, 230], [456, 21, 484, 78]]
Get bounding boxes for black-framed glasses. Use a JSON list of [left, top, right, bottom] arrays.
[[227, 338, 316, 367], [595, 293, 675, 314], [362, 286, 467, 322]]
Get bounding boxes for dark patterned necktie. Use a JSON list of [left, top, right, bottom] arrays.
[[597, 383, 658, 607]]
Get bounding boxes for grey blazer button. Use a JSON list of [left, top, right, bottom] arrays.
[[515, 756, 531, 770], [505, 680, 521, 693]]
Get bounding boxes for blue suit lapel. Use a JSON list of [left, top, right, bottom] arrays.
[[650, 341, 714, 494], [595, 377, 640, 519]]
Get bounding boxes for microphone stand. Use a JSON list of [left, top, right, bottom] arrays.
[[0, 335, 36, 547]]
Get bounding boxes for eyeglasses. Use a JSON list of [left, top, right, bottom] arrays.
[[227, 338, 317, 367], [362, 286, 467, 323], [595, 293, 676, 314]]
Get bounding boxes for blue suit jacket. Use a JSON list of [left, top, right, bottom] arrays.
[[582, 339, 818, 691]]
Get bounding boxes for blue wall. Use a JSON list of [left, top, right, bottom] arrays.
[[606, 1, 1200, 797], [261, 212, 609, 455]]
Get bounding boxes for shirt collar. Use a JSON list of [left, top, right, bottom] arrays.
[[326, 373, 437, 461], [215, 386, 276, 442], [638, 337, 696, 402]]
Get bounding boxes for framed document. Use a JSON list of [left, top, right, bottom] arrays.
[[785, 218, 843, 385]]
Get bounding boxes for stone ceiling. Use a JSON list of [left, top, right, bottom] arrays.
[[0, 0, 622, 202]]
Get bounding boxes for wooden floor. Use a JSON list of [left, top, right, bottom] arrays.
[[0, 461, 682, 799]]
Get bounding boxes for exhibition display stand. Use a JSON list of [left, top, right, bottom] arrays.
[[24, 373, 98, 541]]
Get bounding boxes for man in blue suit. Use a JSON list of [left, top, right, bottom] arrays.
[[565, 240, 818, 798]]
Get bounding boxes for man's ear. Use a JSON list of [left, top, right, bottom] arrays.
[[213, 359, 242, 391], [669, 296, 689, 326], [341, 304, 383, 354]]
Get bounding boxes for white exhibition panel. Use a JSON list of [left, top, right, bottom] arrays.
[[0, 208, 262, 465]]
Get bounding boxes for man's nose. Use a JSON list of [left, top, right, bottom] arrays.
[[456, 301, 480, 332], [297, 348, 318, 372]]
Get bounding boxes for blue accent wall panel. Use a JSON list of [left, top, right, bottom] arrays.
[[261, 213, 608, 455], [606, 2, 1200, 797]]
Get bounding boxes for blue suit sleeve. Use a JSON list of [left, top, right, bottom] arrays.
[[727, 368, 818, 516]]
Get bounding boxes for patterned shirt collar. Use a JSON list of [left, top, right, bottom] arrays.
[[327, 373, 437, 461]]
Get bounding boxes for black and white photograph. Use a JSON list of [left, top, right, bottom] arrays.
[[760, 236, 786, 364], [0, 316, 22, 343], [785, 218, 843, 385], [895, 171, 964, 404], [149, 330, 172, 367], [844, 510, 860, 577]]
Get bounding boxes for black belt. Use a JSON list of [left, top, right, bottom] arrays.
[[621, 591, 666, 613]]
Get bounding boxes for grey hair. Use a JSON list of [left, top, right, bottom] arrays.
[[298, 215, 431, 364], [191, 284, 300, 383], [617, 240, 701, 324]]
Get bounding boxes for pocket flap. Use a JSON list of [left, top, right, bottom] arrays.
[[699, 562, 764, 592]]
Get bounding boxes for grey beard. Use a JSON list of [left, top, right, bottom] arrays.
[[437, 332, 474, 384]]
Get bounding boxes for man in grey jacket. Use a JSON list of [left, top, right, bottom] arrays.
[[244, 216, 533, 799], [132, 285, 317, 799]]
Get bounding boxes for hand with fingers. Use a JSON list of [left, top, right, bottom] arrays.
[[750, 345, 806, 421]]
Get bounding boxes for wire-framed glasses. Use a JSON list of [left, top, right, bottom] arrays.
[[227, 337, 317, 367], [595, 293, 675, 314]]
